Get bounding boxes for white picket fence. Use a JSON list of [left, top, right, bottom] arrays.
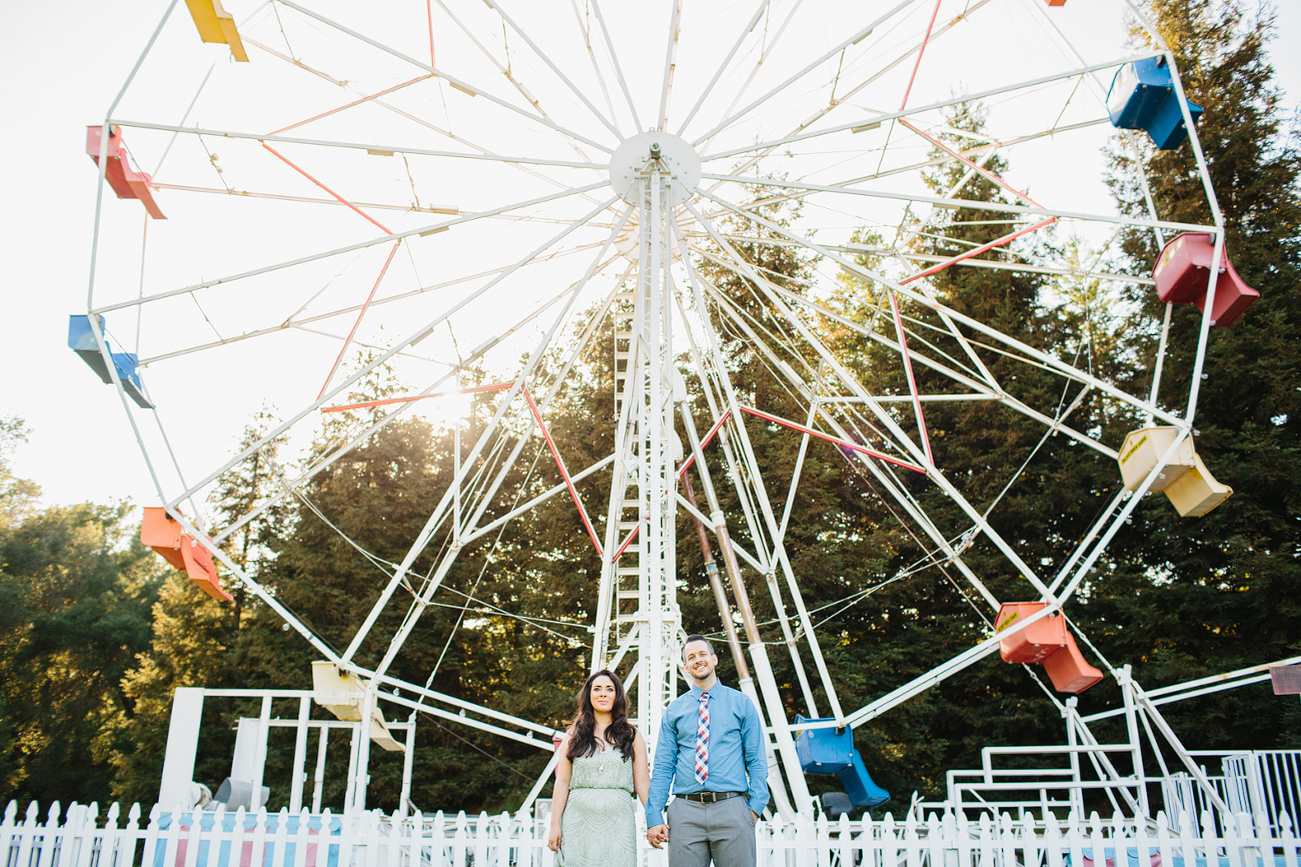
[[3, 800, 1299, 867]]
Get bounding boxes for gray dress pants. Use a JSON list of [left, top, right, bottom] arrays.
[[665, 795, 758, 867]]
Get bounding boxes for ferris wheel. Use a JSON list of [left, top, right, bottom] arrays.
[[77, 0, 1241, 815]]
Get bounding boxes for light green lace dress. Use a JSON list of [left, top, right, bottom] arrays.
[[559, 751, 637, 867]]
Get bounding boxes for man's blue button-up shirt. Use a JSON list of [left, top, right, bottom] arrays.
[[645, 681, 770, 827]]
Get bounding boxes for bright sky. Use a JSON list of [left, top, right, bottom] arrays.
[[2, 0, 1298, 512]]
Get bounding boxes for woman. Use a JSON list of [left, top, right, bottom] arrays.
[[547, 669, 650, 866]]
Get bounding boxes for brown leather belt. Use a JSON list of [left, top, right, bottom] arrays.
[[677, 791, 744, 804]]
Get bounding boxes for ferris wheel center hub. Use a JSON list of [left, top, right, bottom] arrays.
[[609, 132, 702, 206]]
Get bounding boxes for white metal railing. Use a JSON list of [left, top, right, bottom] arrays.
[[1165, 752, 1301, 836], [924, 743, 1148, 820], [1163, 769, 1233, 830], [4, 800, 1300, 867]]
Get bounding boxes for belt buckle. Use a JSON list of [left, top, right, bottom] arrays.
[[702, 792, 718, 804]]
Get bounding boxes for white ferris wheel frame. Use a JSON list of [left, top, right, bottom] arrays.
[[81, 0, 1233, 815]]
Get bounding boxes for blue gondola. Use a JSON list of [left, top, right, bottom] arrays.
[[68, 314, 154, 409], [1106, 56, 1203, 150], [794, 714, 890, 808]]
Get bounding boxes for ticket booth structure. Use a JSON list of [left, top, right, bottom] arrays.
[[158, 684, 415, 816], [141, 507, 235, 602], [1152, 233, 1259, 328], [995, 602, 1103, 694], [1117, 427, 1232, 518], [68, 314, 154, 409], [1106, 56, 1203, 150]]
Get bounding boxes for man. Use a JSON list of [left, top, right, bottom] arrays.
[[645, 635, 769, 867]]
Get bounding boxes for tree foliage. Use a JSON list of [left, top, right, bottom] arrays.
[[0, 420, 164, 806], [1091, 0, 1301, 748]]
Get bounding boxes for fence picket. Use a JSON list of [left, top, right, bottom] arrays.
[[1280, 814, 1298, 867], [72, 804, 100, 867], [330, 809, 352, 867], [1044, 810, 1065, 867], [100, 803, 123, 867]]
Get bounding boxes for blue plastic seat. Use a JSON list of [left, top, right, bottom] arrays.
[[795, 715, 890, 807], [68, 314, 154, 408], [1106, 57, 1203, 150]]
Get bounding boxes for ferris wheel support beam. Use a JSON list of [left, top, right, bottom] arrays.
[[673, 0, 774, 137], [344, 208, 632, 809], [564, 0, 619, 130], [441, 260, 637, 545], [339, 196, 623, 669], [435, 0, 612, 142], [674, 493, 768, 578], [1053, 430, 1196, 606], [690, 0, 914, 148], [215, 374, 504, 552], [842, 602, 1076, 729], [601, 157, 683, 742], [746, 276, 1121, 461], [136, 243, 609, 367], [693, 275, 998, 616], [701, 49, 1164, 162], [695, 240, 1116, 480], [700, 172, 1216, 240], [1151, 49, 1224, 424], [244, 35, 613, 209], [586, 0, 643, 132], [670, 226, 824, 717], [678, 397, 812, 818], [675, 230, 847, 732], [691, 0, 809, 157], [687, 198, 1051, 594], [592, 329, 643, 670], [93, 177, 610, 316], [705, 0, 998, 176], [101, 120, 606, 171], [676, 265, 832, 719], [656, 0, 683, 132], [842, 428, 1206, 731], [699, 190, 1189, 433], [695, 284, 1004, 613], [173, 187, 617, 543], [698, 278, 1002, 611], [679, 473, 797, 821], [845, 247, 1151, 286], [275, 0, 613, 155]]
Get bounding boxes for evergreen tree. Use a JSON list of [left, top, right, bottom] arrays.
[[1095, 0, 1301, 748], [0, 421, 164, 806], [817, 105, 1142, 798], [112, 414, 288, 805]]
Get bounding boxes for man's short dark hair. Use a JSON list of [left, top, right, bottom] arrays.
[[682, 634, 715, 660]]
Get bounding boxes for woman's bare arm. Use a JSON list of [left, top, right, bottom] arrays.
[[547, 731, 574, 852], [632, 728, 651, 807]]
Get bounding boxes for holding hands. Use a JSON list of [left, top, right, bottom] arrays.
[[646, 824, 669, 848]]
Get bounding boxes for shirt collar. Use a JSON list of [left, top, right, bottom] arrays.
[[690, 682, 719, 698]]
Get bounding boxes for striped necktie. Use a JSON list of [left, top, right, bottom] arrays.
[[694, 692, 710, 783]]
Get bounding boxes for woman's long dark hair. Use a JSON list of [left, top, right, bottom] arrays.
[[566, 669, 635, 762]]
